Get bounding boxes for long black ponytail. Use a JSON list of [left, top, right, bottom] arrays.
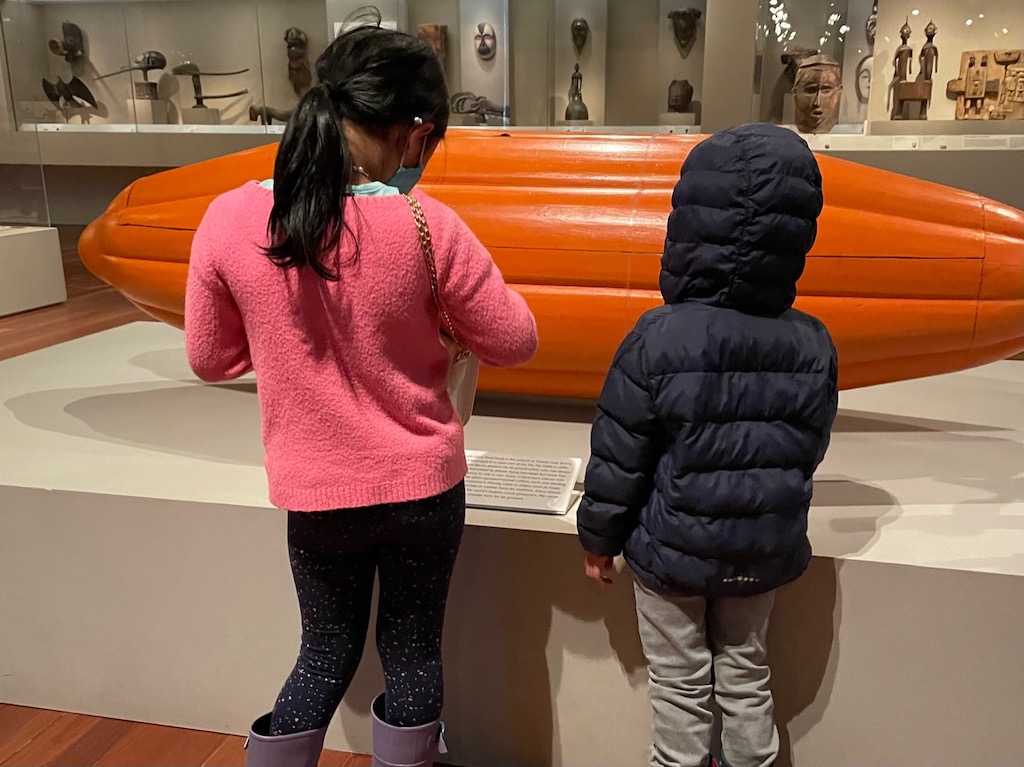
[[263, 10, 450, 281]]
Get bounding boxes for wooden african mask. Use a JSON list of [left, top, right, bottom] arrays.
[[571, 18, 589, 55], [793, 55, 843, 133], [474, 22, 496, 61], [668, 8, 701, 54]]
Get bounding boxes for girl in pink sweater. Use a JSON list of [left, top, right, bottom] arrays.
[[185, 18, 537, 767]]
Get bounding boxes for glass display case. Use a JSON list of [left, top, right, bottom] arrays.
[[0, 0, 709, 140], [1, 13, 47, 226], [752, 0, 1024, 148], [0, 0, 330, 134]]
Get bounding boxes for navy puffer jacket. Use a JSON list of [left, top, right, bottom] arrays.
[[578, 124, 838, 597]]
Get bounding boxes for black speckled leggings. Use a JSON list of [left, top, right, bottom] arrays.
[[269, 482, 465, 736]]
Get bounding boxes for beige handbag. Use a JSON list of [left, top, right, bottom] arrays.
[[405, 194, 480, 424]]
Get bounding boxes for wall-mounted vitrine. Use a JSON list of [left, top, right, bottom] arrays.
[[1, 0, 330, 134], [1, 11, 47, 226], [752, 0, 1024, 149]]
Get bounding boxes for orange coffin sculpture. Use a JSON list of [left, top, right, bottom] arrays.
[[80, 129, 1024, 398]]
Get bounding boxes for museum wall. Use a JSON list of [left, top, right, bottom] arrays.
[[605, 0, 658, 125], [2, 2, 47, 126], [837, 0, 875, 126], [869, 0, 1024, 123], [702, 0, 759, 132], [509, 0, 552, 127]]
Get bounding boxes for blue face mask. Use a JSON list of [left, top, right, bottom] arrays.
[[387, 164, 424, 194], [386, 119, 428, 194]]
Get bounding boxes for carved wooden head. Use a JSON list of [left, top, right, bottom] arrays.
[[667, 79, 694, 112], [571, 18, 590, 55], [475, 22, 497, 61], [900, 19, 912, 44], [793, 55, 843, 134], [668, 8, 702, 52], [284, 28, 308, 61]]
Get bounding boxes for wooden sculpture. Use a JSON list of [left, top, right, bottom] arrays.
[[79, 129, 1024, 398], [947, 49, 1024, 120]]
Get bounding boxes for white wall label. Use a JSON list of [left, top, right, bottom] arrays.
[[465, 451, 582, 514]]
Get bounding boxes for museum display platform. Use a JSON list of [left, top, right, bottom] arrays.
[[1, 323, 1022, 766]]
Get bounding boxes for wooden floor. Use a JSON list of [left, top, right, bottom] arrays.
[[0, 705, 368, 767], [0, 226, 152, 362]]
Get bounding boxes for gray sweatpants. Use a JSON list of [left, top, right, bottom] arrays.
[[634, 580, 780, 767]]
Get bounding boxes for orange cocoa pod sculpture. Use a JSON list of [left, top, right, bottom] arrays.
[[80, 129, 1024, 398]]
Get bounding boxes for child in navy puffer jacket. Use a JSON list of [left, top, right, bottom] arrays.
[[578, 124, 838, 767]]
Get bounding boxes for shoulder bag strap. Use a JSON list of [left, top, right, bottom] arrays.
[[404, 194, 470, 360]]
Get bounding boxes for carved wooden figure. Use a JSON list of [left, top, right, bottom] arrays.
[[565, 64, 589, 121], [893, 20, 913, 82], [946, 50, 1022, 119], [919, 21, 938, 82], [888, 19, 914, 119], [892, 20, 936, 120], [992, 50, 1024, 120], [285, 28, 312, 97]]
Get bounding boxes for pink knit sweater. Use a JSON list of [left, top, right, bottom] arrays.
[[185, 182, 537, 511]]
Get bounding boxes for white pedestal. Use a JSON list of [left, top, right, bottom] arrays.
[[181, 107, 222, 125], [1, 324, 1022, 766], [0, 226, 67, 317], [128, 98, 169, 125], [658, 111, 697, 126]]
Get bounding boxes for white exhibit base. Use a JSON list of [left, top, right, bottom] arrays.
[[0, 226, 67, 317], [0, 324, 1022, 765], [658, 111, 697, 126]]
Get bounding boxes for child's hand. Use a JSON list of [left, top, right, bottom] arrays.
[[584, 554, 615, 586]]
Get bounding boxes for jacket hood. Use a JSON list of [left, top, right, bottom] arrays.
[[659, 123, 823, 316]]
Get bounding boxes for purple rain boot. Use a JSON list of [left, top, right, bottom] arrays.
[[370, 694, 448, 767], [244, 712, 328, 767]]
